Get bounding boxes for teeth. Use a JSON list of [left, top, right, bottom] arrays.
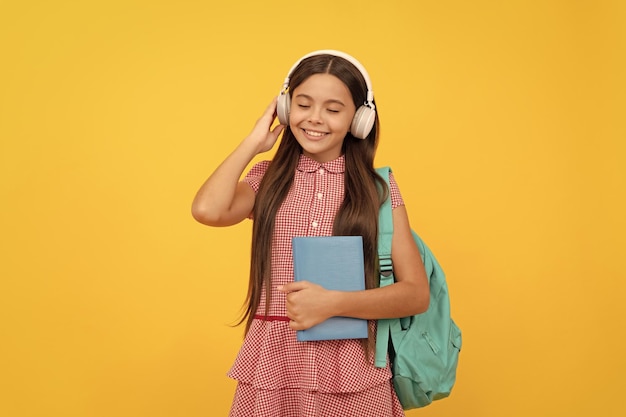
[[305, 130, 326, 137]]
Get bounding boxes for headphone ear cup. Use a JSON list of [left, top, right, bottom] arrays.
[[277, 93, 290, 125], [351, 106, 376, 139]]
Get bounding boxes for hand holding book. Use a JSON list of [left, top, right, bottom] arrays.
[[279, 280, 335, 329]]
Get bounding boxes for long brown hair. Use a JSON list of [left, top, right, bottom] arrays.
[[241, 54, 388, 347]]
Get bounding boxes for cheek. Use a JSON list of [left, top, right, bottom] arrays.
[[288, 106, 305, 124], [334, 113, 355, 132]]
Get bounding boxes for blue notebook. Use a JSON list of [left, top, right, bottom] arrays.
[[291, 236, 368, 341]]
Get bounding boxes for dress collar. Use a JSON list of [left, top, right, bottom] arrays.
[[296, 154, 346, 173]]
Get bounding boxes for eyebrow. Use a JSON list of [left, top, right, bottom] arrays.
[[294, 94, 346, 107]]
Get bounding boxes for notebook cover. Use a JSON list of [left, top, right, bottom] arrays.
[[291, 236, 368, 341]]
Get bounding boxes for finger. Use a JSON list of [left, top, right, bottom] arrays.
[[277, 281, 308, 293], [289, 320, 304, 331], [271, 124, 285, 137], [265, 97, 278, 114]]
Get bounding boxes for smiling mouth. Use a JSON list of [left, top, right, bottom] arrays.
[[303, 129, 328, 138]]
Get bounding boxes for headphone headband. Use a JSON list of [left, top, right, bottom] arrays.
[[279, 49, 374, 109]]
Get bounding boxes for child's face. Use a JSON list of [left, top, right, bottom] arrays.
[[289, 73, 356, 163]]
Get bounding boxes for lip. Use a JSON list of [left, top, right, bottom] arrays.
[[301, 128, 329, 140]]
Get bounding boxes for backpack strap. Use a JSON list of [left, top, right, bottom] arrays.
[[375, 167, 395, 368], [376, 166, 394, 273]]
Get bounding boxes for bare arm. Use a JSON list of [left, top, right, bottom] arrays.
[[191, 98, 285, 227], [280, 205, 430, 330]]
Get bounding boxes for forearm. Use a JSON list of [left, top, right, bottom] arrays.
[[332, 207, 430, 320], [192, 98, 285, 226], [331, 279, 429, 320], [191, 139, 258, 225]]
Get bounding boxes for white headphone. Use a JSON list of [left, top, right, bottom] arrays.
[[276, 49, 376, 140]]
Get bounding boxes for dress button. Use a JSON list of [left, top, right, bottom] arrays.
[[311, 221, 319, 228], [319, 168, 325, 175], [317, 192, 323, 200]]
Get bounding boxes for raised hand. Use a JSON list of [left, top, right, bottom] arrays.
[[245, 97, 286, 155]]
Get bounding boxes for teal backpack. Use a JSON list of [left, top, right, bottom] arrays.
[[375, 167, 462, 410]]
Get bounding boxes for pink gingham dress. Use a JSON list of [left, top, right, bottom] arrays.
[[228, 154, 406, 417]]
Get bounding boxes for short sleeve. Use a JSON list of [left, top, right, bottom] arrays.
[[243, 160, 271, 193], [389, 171, 405, 209]]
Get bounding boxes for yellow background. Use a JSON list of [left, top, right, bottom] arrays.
[[1, 0, 624, 416]]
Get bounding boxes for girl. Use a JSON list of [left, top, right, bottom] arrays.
[[192, 50, 429, 417]]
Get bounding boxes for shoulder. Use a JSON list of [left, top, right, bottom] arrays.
[[243, 160, 271, 193], [380, 169, 405, 209], [245, 160, 271, 177]]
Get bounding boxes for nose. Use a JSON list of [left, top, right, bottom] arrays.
[[308, 106, 323, 124]]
